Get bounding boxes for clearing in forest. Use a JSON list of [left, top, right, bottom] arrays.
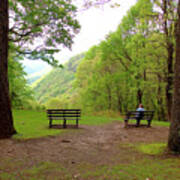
[[0, 119, 180, 180]]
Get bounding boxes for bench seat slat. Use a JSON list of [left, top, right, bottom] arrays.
[[48, 117, 81, 119], [48, 115, 81, 117], [47, 109, 81, 112], [49, 117, 80, 120], [47, 112, 81, 116]]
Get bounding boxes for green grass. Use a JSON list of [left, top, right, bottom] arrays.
[[13, 110, 64, 139], [12, 110, 170, 139], [12, 110, 120, 139], [77, 158, 180, 180], [0, 161, 72, 180], [1, 158, 180, 180], [136, 143, 167, 155], [119, 118, 170, 127], [152, 120, 170, 127]]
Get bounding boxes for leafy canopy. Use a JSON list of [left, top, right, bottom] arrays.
[[9, 0, 80, 66]]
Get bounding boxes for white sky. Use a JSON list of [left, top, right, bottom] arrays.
[[24, 0, 137, 73], [55, 0, 137, 63]]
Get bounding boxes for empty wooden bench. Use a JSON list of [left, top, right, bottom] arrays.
[[47, 109, 81, 128], [124, 111, 154, 127]]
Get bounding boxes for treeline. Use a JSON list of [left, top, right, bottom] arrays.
[[73, 0, 177, 121]]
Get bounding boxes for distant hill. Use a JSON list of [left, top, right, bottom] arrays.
[[23, 60, 52, 84], [32, 53, 84, 103]]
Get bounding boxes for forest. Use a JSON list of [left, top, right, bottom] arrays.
[[32, 0, 175, 122], [0, 0, 180, 179]]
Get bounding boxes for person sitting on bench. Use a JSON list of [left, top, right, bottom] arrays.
[[136, 104, 145, 127]]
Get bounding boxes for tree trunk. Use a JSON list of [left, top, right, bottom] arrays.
[[106, 84, 112, 110], [116, 86, 122, 113], [157, 74, 166, 121], [0, 0, 16, 138], [162, 0, 174, 122], [165, 42, 174, 121], [168, 0, 180, 152], [137, 89, 143, 105]]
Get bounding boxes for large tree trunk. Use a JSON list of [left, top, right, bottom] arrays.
[[157, 74, 166, 121], [162, 0, 174, 122], [168, 0, 180, 152], [165, 42, 174, 121], [0, 0, 16, 138], [137, 89, 143, 105]]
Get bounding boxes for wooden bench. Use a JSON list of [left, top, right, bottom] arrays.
[[47, 109, 81, 128], [124, 111, 154, 127]]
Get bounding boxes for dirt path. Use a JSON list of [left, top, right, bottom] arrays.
[[0, 121, 169, 168]]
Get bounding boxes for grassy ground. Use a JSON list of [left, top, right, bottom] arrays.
[[1, 157, 180, 180], [12, 110, 170, 139], [0, 110, 178, 180], [13, 110, 62, 139], [12, 110, 122, 139]]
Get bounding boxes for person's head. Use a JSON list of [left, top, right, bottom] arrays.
[[139, 104, 143, 108]]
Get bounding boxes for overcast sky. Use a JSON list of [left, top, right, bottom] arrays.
[[54, 0, 137, 63], [23, 0, 137, 73]]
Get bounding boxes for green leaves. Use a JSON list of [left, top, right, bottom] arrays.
[[8, 52, 34, 108], [9, 0, 80, 66], [73, 0, 172, 117]]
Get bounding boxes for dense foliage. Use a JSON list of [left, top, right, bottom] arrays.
[[8, 53, 44, 110], [9, 0, 80, 66], [33, 0, 178, 121], [74, 0, 177, 120], [5, 0, 82, 111]]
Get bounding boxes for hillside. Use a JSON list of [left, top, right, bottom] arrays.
[[33, 53, 84, 103], [23, 60, 52, 84]]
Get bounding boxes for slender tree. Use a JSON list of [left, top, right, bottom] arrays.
[[168, 0, 180, 152], [0, 0, 16, 138]]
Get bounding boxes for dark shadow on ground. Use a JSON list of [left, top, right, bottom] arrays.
[[125, 124, 151, 128], [49, 124, 80, 129]]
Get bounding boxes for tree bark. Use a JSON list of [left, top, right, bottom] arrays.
[[168, 0, 180, 152], [0, 0, 16, 138], [162, 0, 174, 122], [165, 42, 174, 121], [116, 86, 122, 113], [137, 89, 143, 105], [106, 83, 112, 110], [157, 74, 166, 121]]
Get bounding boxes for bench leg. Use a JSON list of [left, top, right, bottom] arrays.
[[136, 118, 140, 127], [124, 120, 128, 128], [76, 119, 78, 128], [63, 119, 67, 128], [49, 119, 52, 128], [147, 120, 151, 127]]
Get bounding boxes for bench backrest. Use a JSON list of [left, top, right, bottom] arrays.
[[126, 111, 154, 120], [47, 109, 81, 120]]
